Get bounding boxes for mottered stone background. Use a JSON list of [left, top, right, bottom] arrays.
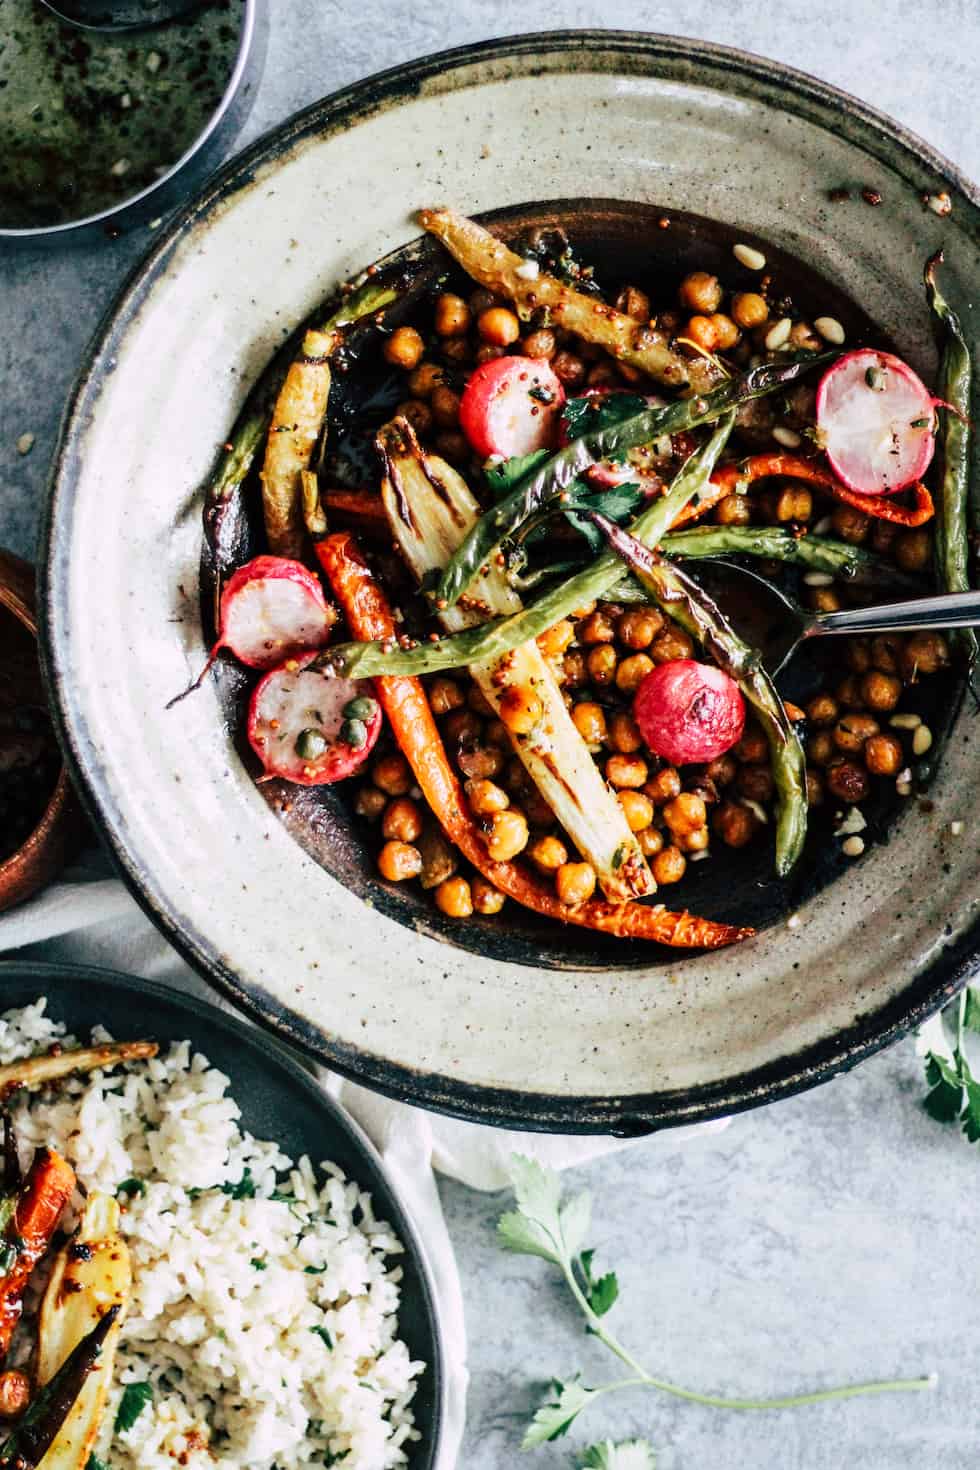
[[1, 2, 978, 1466]]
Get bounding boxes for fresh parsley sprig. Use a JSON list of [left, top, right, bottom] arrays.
[[922, 987, 980, 1140], [579, 1441, 656, 1469], [498, 1155, 935, 1450]]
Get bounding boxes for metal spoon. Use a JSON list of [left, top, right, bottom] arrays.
[[690, 561, 980, 676], [38, 0, 202, 31]]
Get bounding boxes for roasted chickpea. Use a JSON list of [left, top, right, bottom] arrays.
[[663, 791, 707, 837], [499, 684, 544, 735], [471, 875, 507, 914], [435, 429, 469, 463], [705, 753, 737, 787], [834, 713, 879, 755], [679, 270, 723, 315], [377, 840, 422, 882], [645, 766, 681, 804], [825, 759, 870, 803], [484, 718, 508, 747], [434, 292, 471, 337], [805, 768, 824, 806], [468, 287, 498, 315], [372, 752, 412, 796], [552, 350, 587, 388], [465, 778, 509, 816], [789, 320, 822, 352], [586, 645, 618, 686], [523, 328, 556, 359], [807, 729, 835, 766], [537, 619, 575, 658], [528, 834, 569, 872], [864, 733, 904, 776], [809, 586, 843, 614], [355, 785, 387, 821], [615, 284, 652, 321], [616, 654, 655, 694], [606, 753, 649, 789], [440, 337, 472, 366], [861, 670, 902, 713], [617, 790, 654, 832], [477, 306, 520, 346], [714, 493, 751, 526], [571, 701, 607, 747], [617, 607, 664, 649], [736, 763, 774, 803], [710, 312, 740, 350], [834, 674, 865, 710], [406, 361, 445, 397], [713, 801, 757, 848], [684, 314, 720, 351], [555, 861, 598, 906], [870, 634, 903, 674], [395, 398, 434, 435], [772, 487, 812, 522], [487, 808, 529, 861], [475, 343, 505, 365], [587, 361, 621, 388], [429, 677, 465, 715], [562, 649, 588, 689], [458, 744, 505, 780], [731, 291, 769, 329], [831, 504, 870, 545], [435, 875, 473, 917], [652, 846, 687, 884], [381, 797, 423, 843], [734, 724, 768, 763], [845, 639, 872, 674], [502, 756, 528, 794], [871, 519, 899, 555], [608, 712, 643, 754], [637, 825, 665, 857], [578, 609, 617, 644], [430, 384, 461, 428], [467, 684, 495, 716], [894, 528, 931, 573], [806, 692, 839, 726], [901, 630, 950, 680], [649, 627, 694, 664], [383, 325, 425, 370], [444, 709, 483, 746], [681, 825, 710, 853]]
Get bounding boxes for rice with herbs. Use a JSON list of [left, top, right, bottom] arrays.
[[0, 998, 424, 1469]]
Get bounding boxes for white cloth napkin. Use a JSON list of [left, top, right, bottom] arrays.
[[0, 862, 728, 1467]]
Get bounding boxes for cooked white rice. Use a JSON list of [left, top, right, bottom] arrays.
[[0, 998, 424, 1470]]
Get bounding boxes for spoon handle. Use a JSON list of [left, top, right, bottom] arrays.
[[810, 588, 980, 638]]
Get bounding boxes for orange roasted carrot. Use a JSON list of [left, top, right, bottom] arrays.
[[709, 453, 935, 527], [323, 488, 389, 526], [316, 531, 752, 950], [0, 1147, 75, 1358]]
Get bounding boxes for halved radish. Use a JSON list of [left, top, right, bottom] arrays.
[[217, 555, 335, 669], [634, 661, 745, 765], [248, 657, 381, 784], [459, 356, 565, 459], [815, 349, 936, 495]]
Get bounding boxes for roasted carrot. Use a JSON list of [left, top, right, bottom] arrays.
[[322, 488, 389, 527], [317, 531, 752, 949], [0, 1148, 75, 1360], [709, 454, 935, 527]]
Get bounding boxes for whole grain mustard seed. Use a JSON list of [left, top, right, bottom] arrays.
[[733, 242, 767, 271]]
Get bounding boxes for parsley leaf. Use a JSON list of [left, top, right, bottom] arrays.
[[485, 450, 550, 500], [578, 1248, 620, 1318], [561, 480, 647, 551], [580, 1440, 657, 1469], [250, 1257, 267, 1271], [116, 1179, 145, 1199], [114, 1381, 153, 1434], [923, 1052, 963, 1123], [964, 988, 980, 1034], [522, 1379, 598, 1448], [498, 1154, 591, 1266], [310, 1325, 334, 1350], [220, 1169, 256, 1200], [562, 392, 648, 444], [86, 1456, 111, 1470]]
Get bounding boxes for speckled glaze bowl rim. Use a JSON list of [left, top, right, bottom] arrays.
[[0, 0, 258, 239], [0, 958, 446, 1465], [40, 29, 980, 1134]]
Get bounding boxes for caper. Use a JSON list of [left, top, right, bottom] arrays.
[[295, 727, 328, 761], [341, 718, 368, 749], [865, 365, 885, 391], [342, 695, 378, 722]]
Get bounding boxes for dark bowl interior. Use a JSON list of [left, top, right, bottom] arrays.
[[0, 960, 442, 1468], [201, 198, 961, 972]]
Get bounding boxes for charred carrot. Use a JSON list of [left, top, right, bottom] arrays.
[[0, 1148, 76, 1359], [710, 454, 935, 527], [317, 531, 751, 949]]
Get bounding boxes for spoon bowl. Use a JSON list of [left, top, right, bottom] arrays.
[[38, 0, 201, 30]]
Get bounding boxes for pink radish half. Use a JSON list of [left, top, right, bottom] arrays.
[[815, 350, 936, 495], [459, 356, 565, 459], [248, 656, 381, 784], [218, 555, 335, 669]]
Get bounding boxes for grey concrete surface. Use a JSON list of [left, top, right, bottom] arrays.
[[2, 2, 979, 1466]]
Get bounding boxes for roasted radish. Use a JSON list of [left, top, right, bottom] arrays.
[[458, 356, 565, 460], [815, 349, 936, 495], [248, 657, 381, 784], [634, 660, 746, 765], [213, 556, 335, 669]]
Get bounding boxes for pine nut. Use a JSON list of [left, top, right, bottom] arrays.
[[912, 724, 933, 756], [889, 712, 922, 730], [803, 571, 834, 586], [842, 835, 865, 857], [764, 317, 792, 351], [814, 316, 846, 345], [773, 425, 802, 449], [733, 243, 767, 271]]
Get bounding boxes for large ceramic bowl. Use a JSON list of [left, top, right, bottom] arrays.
[[41, 32, 980, 1133]]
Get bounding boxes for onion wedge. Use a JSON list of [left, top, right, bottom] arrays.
[[0, 1042, 157, 1101]]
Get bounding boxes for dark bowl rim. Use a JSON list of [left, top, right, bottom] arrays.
[[0, 0, 258, 240], [39, 28, 979, 1135], [0, 957, 446, 1467]]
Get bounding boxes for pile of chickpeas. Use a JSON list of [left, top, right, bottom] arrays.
[[347, 258, 950, 919]]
